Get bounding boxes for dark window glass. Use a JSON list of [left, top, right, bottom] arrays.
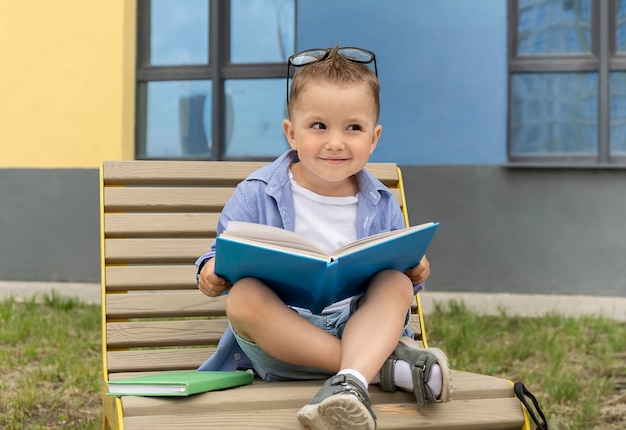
[[517, 0, 591, 55], [149, 0, 209, 66], [224, 79, 289, 157], [137, 0, 294, 160], [230, 0, 295, 63], [510, 73, 597, 156], [138, 80, 212, 158], [618, 0, 626, 52], [610, 72, 626, 155], [509, 0, 626, 164]]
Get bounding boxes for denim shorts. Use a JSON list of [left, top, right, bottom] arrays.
[[232, 297, 412, 382]]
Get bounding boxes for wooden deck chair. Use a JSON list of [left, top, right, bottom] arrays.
[[100, 160, 529, 429]]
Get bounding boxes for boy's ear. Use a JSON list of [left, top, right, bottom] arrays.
[[283, 119, 297, 149], [370, 124, 382, 154]]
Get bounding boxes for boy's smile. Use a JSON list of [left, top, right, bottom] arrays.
[[283, 81, 382, 197]]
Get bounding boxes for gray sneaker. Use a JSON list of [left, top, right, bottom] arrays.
[[297, 374, 376, 430], [379, 336, 452, 406]]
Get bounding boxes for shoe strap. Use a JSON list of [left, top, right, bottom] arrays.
[[411, 354, 429, 406], [330, 374, 378, 420], [379, 358, 397, 393]]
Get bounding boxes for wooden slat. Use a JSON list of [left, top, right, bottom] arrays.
[[390, 188, 403, 206], [107, 348, 215, 374], [106, 292, 226, 318], [409, 314, 423, 342], [105, 238, 210, 264], [122, 395, 523, 430], [103, 160, 399, 187], [103, 160, 269, 186], [104, 186, 403, 212], [105, 265, 198, 291], [363, 163, 400, 186], [103, 187, 234, 212], [106, 288, 419, 321], [104, 213, 219, 238], [107, 320, 229, 348], [450, 370, 517, 400], [117, 371, 516, 415], [121, 380, 339, 416], [376, 398, 523, 430]]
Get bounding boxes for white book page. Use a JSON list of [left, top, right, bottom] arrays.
[[223, 221, 435, 259], [108, 384, 186, 395], [333, 222, 435, 257], [222, 221, 329, 257]]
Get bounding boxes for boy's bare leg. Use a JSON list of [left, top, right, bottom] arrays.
[[225, 277, 342, 372], [229, 272, 433, 429], [295, 270, 413, 430], [339, 269, 414, 382], [226, 270, 414, 382]]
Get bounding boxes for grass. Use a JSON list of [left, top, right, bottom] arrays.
[[0, 294, 624, 429], [426, 300, 626, 430], [0, 293, 101, 429]]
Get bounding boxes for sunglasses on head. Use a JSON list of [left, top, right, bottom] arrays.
[[286, 47, 377, 105]]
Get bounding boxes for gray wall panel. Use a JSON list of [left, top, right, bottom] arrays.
[[0, 169, 100, 282], [402, 166, 626, 297]]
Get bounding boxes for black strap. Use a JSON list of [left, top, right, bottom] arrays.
[[513, 382, 548, 430]]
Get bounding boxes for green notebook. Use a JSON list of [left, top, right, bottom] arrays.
[[106, 370, 253, 397]]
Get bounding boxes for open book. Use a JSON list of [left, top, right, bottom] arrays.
[[106, 370, 253, 397], [215, 221, 439, 313]]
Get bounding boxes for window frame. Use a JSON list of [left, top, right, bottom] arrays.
[[507, 0, 626, 167], [135, 0, 293, 161]]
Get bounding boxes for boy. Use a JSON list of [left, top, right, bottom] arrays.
[[196, 46, 451, 430]]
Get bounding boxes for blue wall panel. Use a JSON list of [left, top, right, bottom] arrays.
[[297, 0, 507, 164]]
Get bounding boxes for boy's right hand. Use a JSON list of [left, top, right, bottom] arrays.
[[198, 258, 231, 297]]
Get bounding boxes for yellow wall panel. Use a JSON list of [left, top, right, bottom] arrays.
[[0, 0, 136, 167]]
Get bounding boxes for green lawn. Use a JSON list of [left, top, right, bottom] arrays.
[[0, 293, 624, 429], [0, 294, 101, 429], [427, 300, 626, 430]]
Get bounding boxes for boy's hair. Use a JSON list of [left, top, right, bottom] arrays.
[[287, 46, 380, 120]]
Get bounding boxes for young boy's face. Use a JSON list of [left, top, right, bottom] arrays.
[[283, 80, 382, 197]]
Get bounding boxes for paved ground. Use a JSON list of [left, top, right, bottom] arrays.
[[1, 281, 625, 321]]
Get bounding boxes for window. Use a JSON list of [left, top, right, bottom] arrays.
[[136, 0, 295, 160], [508, 0, 626, 165]]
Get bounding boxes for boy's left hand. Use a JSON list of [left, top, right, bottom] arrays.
[[405, 256, 430, 284]]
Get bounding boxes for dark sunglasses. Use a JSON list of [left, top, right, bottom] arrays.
[[286, 47, 377, 105]]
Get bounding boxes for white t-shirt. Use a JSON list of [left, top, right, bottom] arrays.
[[288, 170, 358, 254], [289, 169, 359, 314]]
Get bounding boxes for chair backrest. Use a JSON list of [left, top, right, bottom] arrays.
[[100, 160, 424, 381]]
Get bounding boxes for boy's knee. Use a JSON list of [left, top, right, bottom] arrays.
[[396, 276, 415, 303], [376, 269, 415, 302], [225, 277, 264, 317], [380, 269, 413, 285]]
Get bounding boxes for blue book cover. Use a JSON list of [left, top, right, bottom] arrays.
[[215, 221, 439, 314]]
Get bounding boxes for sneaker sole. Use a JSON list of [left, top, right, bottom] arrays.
[[399, 337, 453, 403], [297, 393, 376, 430]]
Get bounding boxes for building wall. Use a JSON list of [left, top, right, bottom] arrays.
[[0, 1, 135, 167], [298, 0, 508, 164], [0, 1, 624, 297], [0, 1, 134, 282], [402, 166, 626, 297], [0, 169, 99, 281]]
